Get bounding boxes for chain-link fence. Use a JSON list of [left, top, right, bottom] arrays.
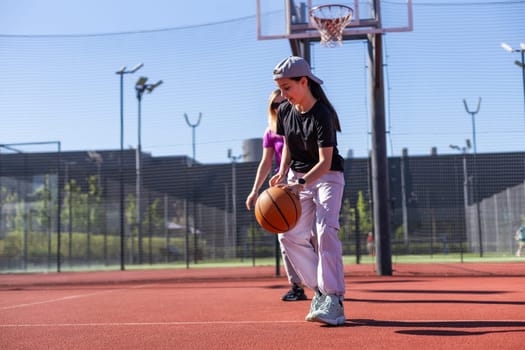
[[1, 149, 524, 272], [1, 2, 524, 272]]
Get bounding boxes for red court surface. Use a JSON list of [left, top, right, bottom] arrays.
[[1, 262, 524, 349]]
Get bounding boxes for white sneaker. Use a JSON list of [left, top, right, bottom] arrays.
[[305, 291, 325, 322], [311, 294, 346, 326]]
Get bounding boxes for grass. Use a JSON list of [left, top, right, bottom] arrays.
[[2, 253, 523, 274]]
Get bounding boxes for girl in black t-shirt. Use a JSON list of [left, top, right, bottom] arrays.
[[269, 56, 346, 326]]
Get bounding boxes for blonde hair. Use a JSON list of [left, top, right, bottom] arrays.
[[267, 89, 281, 134]]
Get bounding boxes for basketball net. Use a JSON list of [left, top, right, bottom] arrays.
[[310, 5, 354, 48]]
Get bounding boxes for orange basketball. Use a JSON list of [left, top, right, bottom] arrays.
[[255, 186, 301, 234]]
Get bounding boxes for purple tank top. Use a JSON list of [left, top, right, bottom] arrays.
[[262, 128, 284, 172]]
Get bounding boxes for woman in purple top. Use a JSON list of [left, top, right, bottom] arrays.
[[246, 89, 308, 302]]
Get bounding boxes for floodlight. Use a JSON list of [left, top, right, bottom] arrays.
[[136, 76, 148, 86], [130, 63, 144, 73], [501, 43, 514, 52], [520, 43, 525, 51], [515, 60, 525, 69], [87, 151, 103, 163], [146, 80, 163, 92], [116, 66, 127, 74]]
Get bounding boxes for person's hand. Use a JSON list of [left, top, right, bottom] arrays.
[[269, 173, 286, 187], [245, 191, 258, 211]]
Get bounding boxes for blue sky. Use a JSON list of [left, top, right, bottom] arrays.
[[0, 0, 255, 35], [0, 0, 523, 163]]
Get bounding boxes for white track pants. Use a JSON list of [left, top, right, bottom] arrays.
[[278, 170, 345, 296]]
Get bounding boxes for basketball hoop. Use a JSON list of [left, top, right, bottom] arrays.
[[310, 4, 354, 48]]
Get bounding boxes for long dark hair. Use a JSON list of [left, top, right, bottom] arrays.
[[291, 77, 341, 132]]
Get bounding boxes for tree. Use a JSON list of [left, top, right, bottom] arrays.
[[144, 198, 163, 234], [339, 198, 355, 241], [0, 187, 18, 236], [357, 191, 373, 235], [126, 193, 137, 262], [32, 175, 53, 233], [87, 175, 105, 234]]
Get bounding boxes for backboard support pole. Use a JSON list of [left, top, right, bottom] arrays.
[[289, 38, 312, 62], [368, 32, 392, 276]]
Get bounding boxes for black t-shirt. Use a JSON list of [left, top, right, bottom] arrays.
[[276, 100, 344, 173]]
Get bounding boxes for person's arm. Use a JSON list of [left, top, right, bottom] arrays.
[[269, 139, 290, 187], [245, 147, 274, 210]]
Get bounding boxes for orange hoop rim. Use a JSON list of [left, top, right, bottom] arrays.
[[310, 4, 354, 21]]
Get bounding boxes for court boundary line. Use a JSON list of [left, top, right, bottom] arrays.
[[0, 283, 156, 310], [2, 319, 524, 328], [0, 320, 305, 327]]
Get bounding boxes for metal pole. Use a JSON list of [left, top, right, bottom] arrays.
[[232, 158, 237, 260], [451, 142, 468, 263], [116, 63, 143, 271], [184, 113, 202, 263], [471, 112, 477, 155], [119, 73, 125, 270], [368, 32, 392, 276], [134, 76, 162, 265], [184, 113, 202, 166], [67, 164, 72, 263], [164, 194, 169, 263], [136, 92, 143, 264], [228, 149, 244, 260], [184, 198, 190, 268], [401, 148, 409, 245], [463, 98, 481, 154], [57, 144, 62, 272], [463, 98, 483, 257], [274, 235, 280, 276], [522, 50, 525, 128], [224, 183, 230, 259], [461, 150, 467, 263]]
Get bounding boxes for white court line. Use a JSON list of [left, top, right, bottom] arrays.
[[0, 284, 155, 311], [1, 319, 523, 328], [0, 320, 304, 327]]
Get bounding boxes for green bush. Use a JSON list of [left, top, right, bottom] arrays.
[[0, 231, 194, 262]]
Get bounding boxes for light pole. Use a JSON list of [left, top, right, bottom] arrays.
[[462, 97, 484, 257], [184, 113, 202, 263], [462, 97, 481, 155], [449, 142, 471, 210], [184, 113, 202, 166], [501, 42, 525, 127], [116, 63, 143, 271], [449, 141, 471, 263], [135, 76, 163, 264], [228, 149, 244, 259]]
